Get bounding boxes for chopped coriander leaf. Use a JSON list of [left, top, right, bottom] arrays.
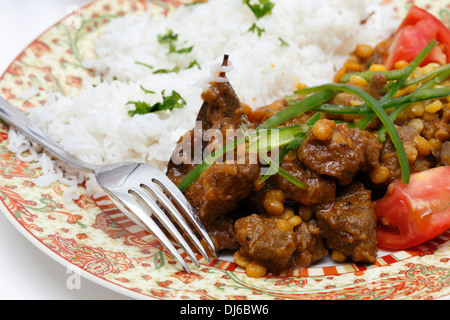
[[243, 0, 275, 19], [158, 90, 186, 110], [184, 0, 207, 5], [187, 60, 201, 69], [128, 89, 186, 116], [157, 29, 178, 45], [136, 61, 199, 73], [139, 85, 155, 95], [127, 101, 154, 116], [168, 43, 177, 54], [157, 29, 194, 55], [279, 37, 289, 47], [153, 66, 180, 74], [248, 23, 265, 36], [135, 61, 154, 69], [172, 45, 194, 54]]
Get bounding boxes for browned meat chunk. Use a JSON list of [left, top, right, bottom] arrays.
[[273, 159, 336, 206], [249, 159, 335, 217], [248, 99, 317, 128], [205, 216, 239, 251], [421, 102, 450, 143], [380, 125, 435, 184], [196, 78, 244, 131], [298, 121, 382, 185], [365, 73, 387, 100], [184, 163, 259, 225], [440, 141, 450, 165], [419, 103, 450, 165], [234, 214, 297, 272], [291, 219, 328, 268], [247, 99, 288, 125], [316, 181, 377, 263]]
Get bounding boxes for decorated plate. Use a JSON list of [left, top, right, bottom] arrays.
[[1, 0, 450, 300]]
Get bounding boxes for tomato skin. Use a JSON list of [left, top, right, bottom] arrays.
[[374, 166, 450, 250], [383, 6, 450, 70]]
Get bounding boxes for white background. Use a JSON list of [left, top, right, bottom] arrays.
[[0, 0, 131, 300]]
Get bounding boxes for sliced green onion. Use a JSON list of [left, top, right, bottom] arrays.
[[257, 132, 306, 184], [259, 152, 308, 189], [400, 86, 450, 103], [403, 63, 450, 87], [382, 40, 438, 103], [358, 41, 438, 133], [375, 40, 440, 141], [377, 103, 411, 142], [312, 103, 366, 114], [313, 84, 450, 118], [277, 167, 308, 189], [258, 113, 319, 184], [279, 112, 319, 152], [246, 125, 308, 153], [415, 67, 450, 91], [312, 85, 450, 116], [356, 113, 377, 130], [340, 67, 407, 83]]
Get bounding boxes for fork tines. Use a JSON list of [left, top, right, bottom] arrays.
[[116, 166, 216, 273]]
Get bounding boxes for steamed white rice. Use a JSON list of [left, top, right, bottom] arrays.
[[8, 0, 400, 203]]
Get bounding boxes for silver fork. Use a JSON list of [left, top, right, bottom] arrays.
[[0, 97, 216, 273]]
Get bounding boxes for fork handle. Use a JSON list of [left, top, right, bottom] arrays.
[[0, 97, 95, 172]]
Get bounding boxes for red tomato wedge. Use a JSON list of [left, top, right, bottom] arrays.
[[375, 166, 450, 250], [383, 6, 450, 70]]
